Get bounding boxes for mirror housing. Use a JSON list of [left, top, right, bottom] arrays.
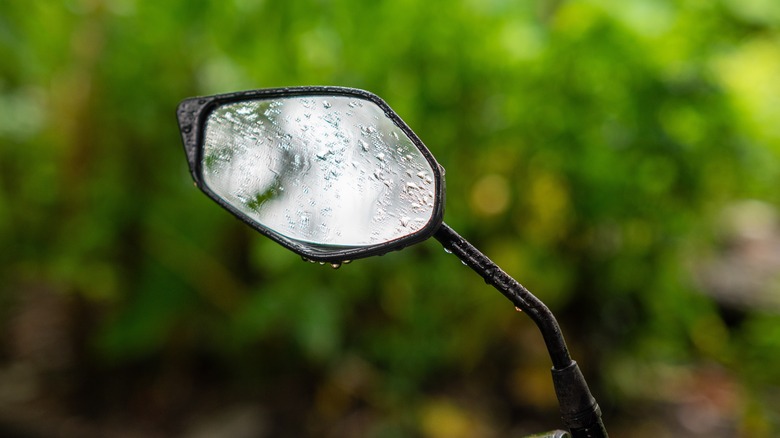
[[177, 87, 445, 262]]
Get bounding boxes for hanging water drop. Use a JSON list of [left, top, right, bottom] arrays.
[[330, 262, 341, 269]]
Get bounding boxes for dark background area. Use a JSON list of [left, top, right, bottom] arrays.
[[1, 0, 779, 436]]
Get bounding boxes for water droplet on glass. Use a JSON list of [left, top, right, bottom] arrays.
[[391, 131, 399, 140], [515, 306, 523, 313], [330, 262, 341, 269], [400, 216, 410, 227], [322, 100, 332, 109], [318, 261, 326, 266], [444, 248, 452, 254], [360, 140, 369, 151], [301, 256, 311, 262], [376, 152, 385, 161], [417, 171, 427, 179], [343, 260, 352, 264], [406, 182, 419, 191]]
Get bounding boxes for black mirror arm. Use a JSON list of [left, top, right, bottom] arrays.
[[433, 223, 607, 437]]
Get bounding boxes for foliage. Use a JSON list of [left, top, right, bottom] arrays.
[[1, 0, 779, 436]]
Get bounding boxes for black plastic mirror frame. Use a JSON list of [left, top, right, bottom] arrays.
[[177, 86, 446, 262]]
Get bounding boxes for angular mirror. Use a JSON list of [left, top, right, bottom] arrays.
[[177, 87, 445, 262]]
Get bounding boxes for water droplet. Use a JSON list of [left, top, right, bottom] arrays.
[[322, 100, 332, 109], [360, 140, 369, 151], [301, 256, 311, 262], [330, 262, 341, 269], [406, 182, 419, 191], [400, 216, 410, 227], [514, 306, 523, 313], [376, 152, 385, 161], [383, 179, 392, 187], [417, 171, 427, 179], [444, 248, 452, 254], [343, 260, 352, 264], [391, 131, 399, 140], [318, 261, 326, 265]]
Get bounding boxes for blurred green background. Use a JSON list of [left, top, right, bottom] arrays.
[[1, 0, 780, 436]]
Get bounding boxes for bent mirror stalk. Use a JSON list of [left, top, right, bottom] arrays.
[[177, 86, 607, 437]]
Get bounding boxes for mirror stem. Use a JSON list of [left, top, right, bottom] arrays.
[[433, 223, 606, 437], [433, 222, 571, 367]]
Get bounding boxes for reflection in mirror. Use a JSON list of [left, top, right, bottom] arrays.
[[201, 95, 437, 250]]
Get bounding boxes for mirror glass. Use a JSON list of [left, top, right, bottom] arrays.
[[201, 95, 438, 250]]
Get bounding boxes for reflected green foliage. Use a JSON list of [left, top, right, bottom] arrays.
[[1, 0, 779, 436]]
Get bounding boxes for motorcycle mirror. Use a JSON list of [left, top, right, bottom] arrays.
[[177, 87, 445, 262], [177, 87, 608, 437]]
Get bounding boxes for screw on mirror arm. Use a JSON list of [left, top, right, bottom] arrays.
[[433, 223, 607, 437]]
